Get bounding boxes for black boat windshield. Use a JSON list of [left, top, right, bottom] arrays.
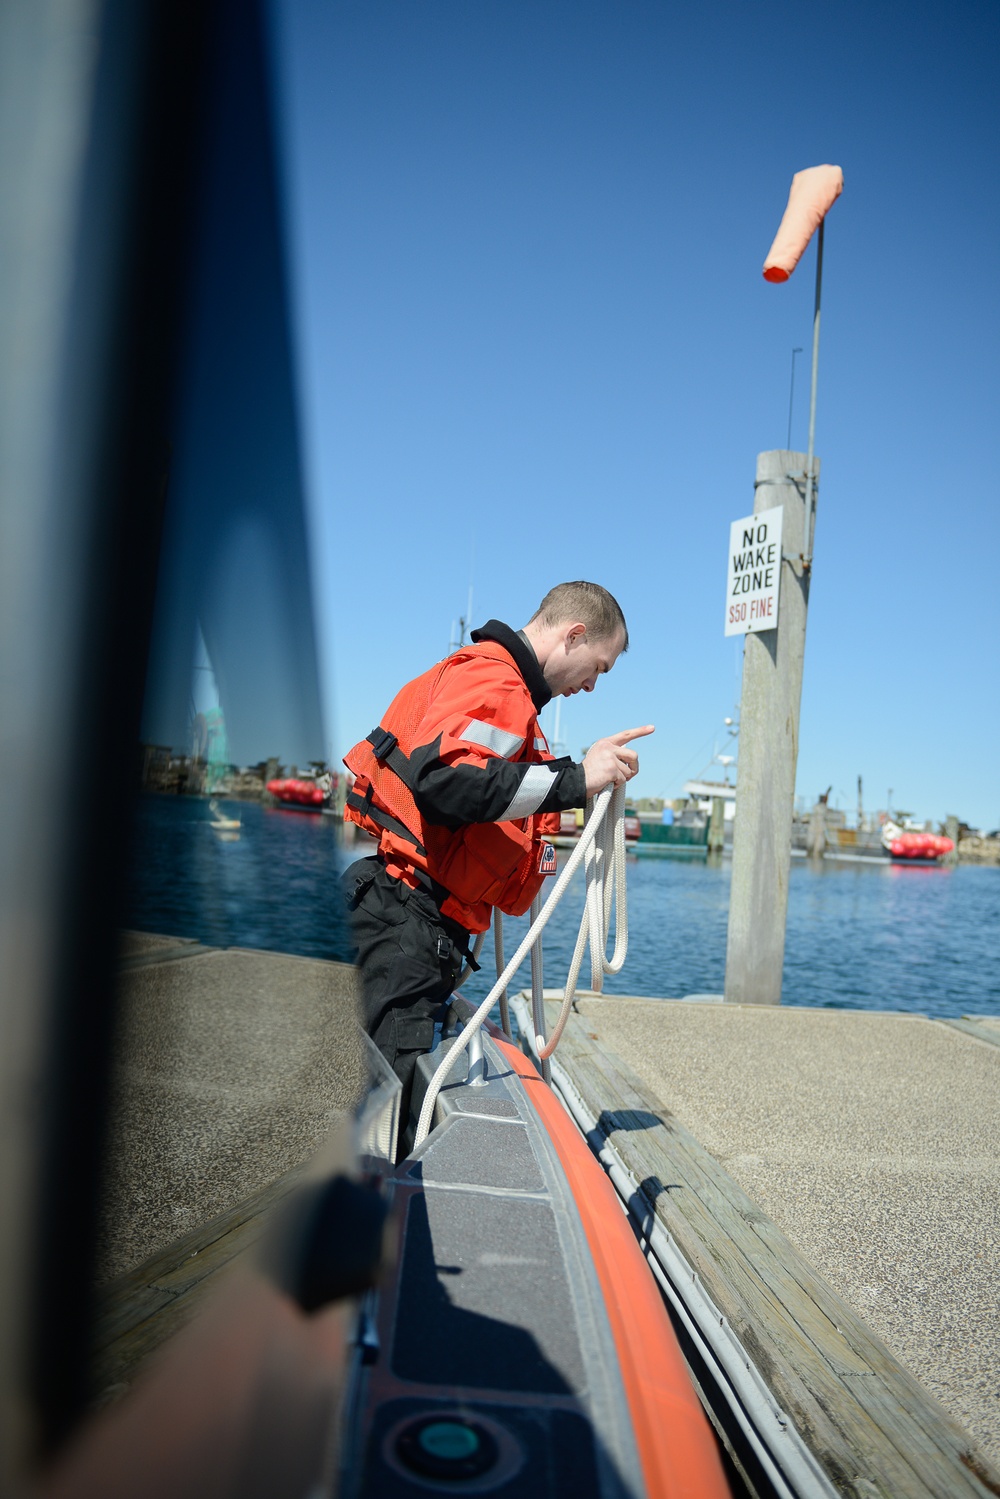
[[0, 3, 367, 1491]]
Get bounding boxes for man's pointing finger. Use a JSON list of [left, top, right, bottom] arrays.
[[608, 725, 656, 746]]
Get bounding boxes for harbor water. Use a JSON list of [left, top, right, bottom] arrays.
[[127, 795, 1000, 1020]]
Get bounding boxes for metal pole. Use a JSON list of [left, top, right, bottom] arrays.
[[802, 219, 824, 565], [529, 893, 551, 1083], [786, 347, 803, 450], [466, 1024, 487, 1086]]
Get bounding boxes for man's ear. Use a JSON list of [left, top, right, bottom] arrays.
[[565, 622, 587, 646]]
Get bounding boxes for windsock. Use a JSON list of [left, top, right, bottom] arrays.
[[763, 165, 843, 282]]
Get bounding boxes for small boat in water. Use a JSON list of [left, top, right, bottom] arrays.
[[208, 798, 241, 832], [266, 775, 331, 810], [881, 819, 954, 863]]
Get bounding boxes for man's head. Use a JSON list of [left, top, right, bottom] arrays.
[[522, 581, 628, 698]]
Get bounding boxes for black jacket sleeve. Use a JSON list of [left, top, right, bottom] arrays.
[[409, 738, 587, 831]]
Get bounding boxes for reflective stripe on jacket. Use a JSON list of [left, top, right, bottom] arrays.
[[343, 625, 585, 932]]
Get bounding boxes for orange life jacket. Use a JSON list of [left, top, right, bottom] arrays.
[[344, 638, 561, 933]]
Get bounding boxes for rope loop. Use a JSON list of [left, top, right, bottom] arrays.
[[413, 785, 628, 1148], [537, 782, 627, 1058]]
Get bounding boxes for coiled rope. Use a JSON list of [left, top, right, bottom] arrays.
[[413, 783, 629, 1149]]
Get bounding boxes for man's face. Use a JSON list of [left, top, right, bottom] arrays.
[[544, 626, 625, 697]]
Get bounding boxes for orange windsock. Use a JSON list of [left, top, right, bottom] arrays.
[[763, 165, 843, 282]]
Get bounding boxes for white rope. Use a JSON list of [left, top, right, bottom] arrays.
[[535, 782, 628, 1059], [413, 784, 628, 1148]]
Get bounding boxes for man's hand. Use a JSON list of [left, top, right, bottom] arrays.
[[582, 726, 655, 796]]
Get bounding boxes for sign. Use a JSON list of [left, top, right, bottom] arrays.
[[725, 505, 783, 636]]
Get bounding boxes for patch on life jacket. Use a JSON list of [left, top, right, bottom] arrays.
[[538, 842, 557, 876]]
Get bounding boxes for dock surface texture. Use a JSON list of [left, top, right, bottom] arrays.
[[100, 935, 367, 1282], [94, 936, 367, 1401], [548, 993, 1000, 1495]]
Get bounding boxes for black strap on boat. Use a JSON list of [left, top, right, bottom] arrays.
[[366, 725, 416, 789], [346, 790, 426, 856]]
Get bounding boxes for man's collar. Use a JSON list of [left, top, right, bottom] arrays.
[[469, 620, 552, 712]]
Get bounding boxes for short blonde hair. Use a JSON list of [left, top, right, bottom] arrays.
[[529, 581, 628, 650]]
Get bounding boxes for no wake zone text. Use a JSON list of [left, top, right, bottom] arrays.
[[724, 506, 783, 637]]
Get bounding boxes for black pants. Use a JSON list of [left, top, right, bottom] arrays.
[[341, 857, 470, 1121]]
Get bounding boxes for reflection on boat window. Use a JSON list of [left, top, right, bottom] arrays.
[[98, 0, 363, 1383], [129, 0, 353, 964]]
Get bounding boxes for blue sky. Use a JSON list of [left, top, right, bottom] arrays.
[[268, 0, 999, 829]]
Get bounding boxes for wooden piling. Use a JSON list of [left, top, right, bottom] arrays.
[[708, 796, 725, 853], [724, 450, 816, 1005]]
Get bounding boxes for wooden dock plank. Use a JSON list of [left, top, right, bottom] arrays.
[[556, 1047, 934, 1495], [148, 1206, 275, 1296], [90, 1279, 221, 1399], [543, 1002, 1000, 1499], [92, 1164, 306, 1401], [92, 1285, 179, 1353]]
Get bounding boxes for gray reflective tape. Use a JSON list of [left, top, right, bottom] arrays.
[[534, 736, 547, 752], [459, 718, 523, 759], [498, 763, 557, 821]]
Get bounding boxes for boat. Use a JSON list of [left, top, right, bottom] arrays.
[[880, 819, 954, 863], [208, 798, 241, 831], [554, 808, 641, 846], [333, 1007, 732, 1498], [326, 802, 731, 1495], [265, 775, 331, 810]]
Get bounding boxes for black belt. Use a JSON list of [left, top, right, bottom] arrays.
[[386, 869, 479, 971], [406, 865, 481, 972], [349, 856, 480, 973]]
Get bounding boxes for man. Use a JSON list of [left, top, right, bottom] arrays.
[[341, 580, 653, 1119]]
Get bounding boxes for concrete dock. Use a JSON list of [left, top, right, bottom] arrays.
[[93, 937, 368, 1402], [560, 994, 1000, 1476], [102, 935, 367, 1281]]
